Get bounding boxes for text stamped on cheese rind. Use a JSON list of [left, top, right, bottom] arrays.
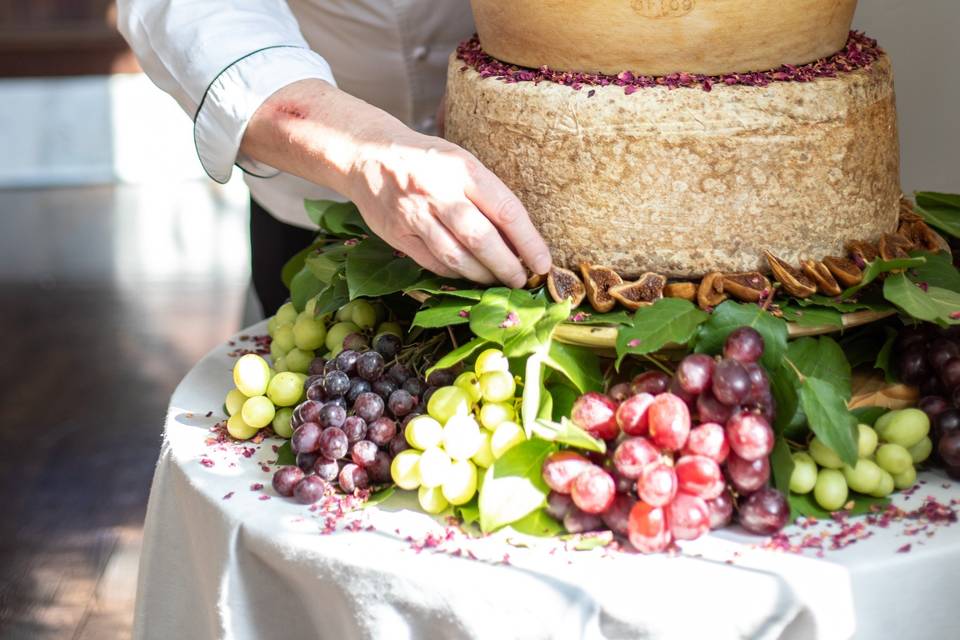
[[631, 0, 696, 18]]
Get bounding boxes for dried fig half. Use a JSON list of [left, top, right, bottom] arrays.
[[610, 273, 667, 311], [822, 256, 863, 288], [526, 273, 545, 289], [800, 259, 842, 297], [878, 232, 914, 261], [763, 251, 817, 298], [547, 266, 586, 308], [899, 197, 923, 223], [697, 272, 728, 310], [899, 220, 951, 255], [580, 263, 623, 313], [722, 272, 772, 303], [664, 282, 697, 302], [845, 240, 879, 268]]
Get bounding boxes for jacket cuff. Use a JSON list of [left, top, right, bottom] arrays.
[[193, 46, 336, 184]]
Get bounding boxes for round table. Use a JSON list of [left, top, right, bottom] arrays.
[[133, 323, 960, 640]]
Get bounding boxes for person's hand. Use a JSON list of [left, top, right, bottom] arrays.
[[241, 79, 551, 287]]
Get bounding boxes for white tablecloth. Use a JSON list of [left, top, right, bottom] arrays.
[[133, 323, 960, 640]]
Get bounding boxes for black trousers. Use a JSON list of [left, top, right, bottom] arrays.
[[250, 198, 316, 316]]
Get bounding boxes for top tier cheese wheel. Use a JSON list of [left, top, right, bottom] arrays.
[[444, 35, 900, 278], [471, 0, 858, 76]]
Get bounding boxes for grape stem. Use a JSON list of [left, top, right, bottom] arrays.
[[642, 354, 675, 377]]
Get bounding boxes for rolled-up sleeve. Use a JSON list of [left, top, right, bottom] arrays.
[[117, 1, 337, 183]]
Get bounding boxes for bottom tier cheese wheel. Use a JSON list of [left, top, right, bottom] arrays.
[[444, 50, 900, 278]]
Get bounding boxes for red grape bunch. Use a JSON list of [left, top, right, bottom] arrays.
[[541, 327, 789, 552], [894, 324, 960, 478]]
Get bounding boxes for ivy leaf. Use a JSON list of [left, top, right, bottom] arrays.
[[840, 256, 926, 300], [362, 486, 396, 509], [566, 310, 634, 326], [786, 337, 851, 398], [478, 438, 556, 533], [502, 300, 570, 357], [313, 274, 349, 317], [275, 440, 295, 466], [547, 383, 579, 423], [290, 266, 324, 312], [874, 326, 898, 383], [799, 377, 859, 467], [779, 305, 843, 328], [694, 301, 788, 371], [907, 251, 960, 291], [520, 353, 545, 437], [452, 497, 481, 527], [616, 299, 708, 367], [769, 364, 800, 435], [469, 288, 546, 349], [789, 492, 889, 520], [345, 238, 423, 299], [404, 276, 484, 300], [883, 273, 960, 326], [412, 297, 472, 329], [507, 508, 565, 537], [305, 251, 345, 285], [851, 406, 888, 427], [425, 337, 489, 377], [769, 437, 795, 497], [304, 199, 370, 236], [282, 242, 321, 289], [915, 192, 960, 239], [796, 295, 892, 313], [532, 418, 606, 454], [543, 341, 603, 394]]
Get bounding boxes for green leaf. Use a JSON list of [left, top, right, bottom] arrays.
[[503, 300, 571, 357], [840, 256, 927, 300], [469, 288, 546, 349], [520, 353, 545, 438], [507, 508, 565, 537], [789, 491, 889, 519], [769, 364, 800, 435], [874, 326, 898, 383], [786, 337, 851, 398], [425, 337, 490, 377], [289, 266, 324, 312], [478, 438, 556, 533], [345, 238, 423, 299], [304, 199, 370, 236], [884, 273, 960, 326], [412, 297, 472, 329], [796, 295, 892, 314], [769, 437, 795, 497], [694, 301, 788, 371], [276, 440, 295, 466], [616, 298, 708, 367], [566, 310, 633, 326], [404, 276, 484, 300], [851, 406, 888, 427], [453, 497, 481, 527], [543, 341, 603, 394], [362, 486, 396, 508], [547, 383, 579, 423], [532, 418, 607, 454], [907, 251, 960, 291], [313, 274, 349, 317], [799, 377, 859, 467], [282, 242, 320, 289], [779, 305, 844, 328], [915, 192, 960, 239], [305, 251, 345, 285]]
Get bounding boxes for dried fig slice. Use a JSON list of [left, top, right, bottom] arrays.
[[697, 272, 728, 310], [878, 232, 914, 261], [664, 282, 697, 302], [547, 266, 586, 308], [899, 220, 951, 255], [763, 251, 817, 298], [579, 263, 623, 313], [822, 256, 863, 288], [800, 259, 842, 297], [845, 240, 879, 268], [899, 197, 923, 223], [722, 272, 772, 303], [526, 273, 545, 289], [609, 273, 667, 311]]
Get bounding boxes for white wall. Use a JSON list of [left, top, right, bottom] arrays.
[[854, 0, 959, 194]]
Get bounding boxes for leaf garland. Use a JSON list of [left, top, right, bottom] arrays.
[[345, 238, 423, 299], [615, 298, 708, 367], [478, 438, 556, 533], [883, 273, 960, 326], [915, 191, 960, 239]]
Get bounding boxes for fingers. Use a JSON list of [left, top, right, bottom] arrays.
[[417, 214, 498, 285], [396, 235, 459, 279], [435, 202, 528, 288], [463, 162, 552, 275]]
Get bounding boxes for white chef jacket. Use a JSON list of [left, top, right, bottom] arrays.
[[117, 0, 475, 228]]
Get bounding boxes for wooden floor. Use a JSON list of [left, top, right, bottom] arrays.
[[0, 184, 249, 639]]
